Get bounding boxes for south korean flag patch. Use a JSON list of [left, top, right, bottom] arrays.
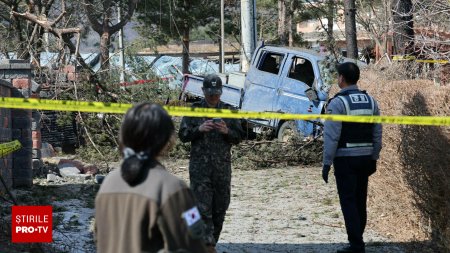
[[182, 206, 201, 226], [182, 206, 204, 239]]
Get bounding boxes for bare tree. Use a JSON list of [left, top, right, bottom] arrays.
[[11, 1, 82, 60], [355, 0, 392, 58], [83, 0, 139, 72], [302, 0, 339, 56]]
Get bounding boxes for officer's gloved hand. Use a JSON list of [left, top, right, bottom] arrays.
[[322, 165, 331, 183]]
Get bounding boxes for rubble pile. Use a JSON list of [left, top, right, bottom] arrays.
[[231, 136, 323, 170]]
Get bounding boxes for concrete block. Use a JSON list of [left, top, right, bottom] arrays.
[[59, 167, 81, 177], [13, 157, 32, 169], [1, 86, 11, 96], [32, 159, 42, 170], [20, 89, 31, 98], [22, 129, 32, 138], [11, 109, 31, 118], [4, 70, 31, 79], [11, 88, 24, 98], [0, 63, 11, 69], [32, 111, 42, 121], [10, 63, 32, 69], [67, 173, 92, 182], [12, 147, 32, 156], [12, 129, 21, 139], [31, 121, 40, 131], [47, 174, 61, 182], [0, 127, 11, 140], [19, 140, 32, 148], [4, 59, 28, 64], [31, 80, 41, 93], [3, 116, 9, 128], [12, 117, 31, 129], [32, 149, 41, 159], [13, 169, 33, 180], [13, 177, 33, 188]]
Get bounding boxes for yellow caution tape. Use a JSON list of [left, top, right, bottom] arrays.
[[0, 97, 132, 114], [0, 97, 449, 126], [392, 55, 416, 61], [0, 140, 22, 157], [415, 59, 449, 64], [392, 55, 449, 64]]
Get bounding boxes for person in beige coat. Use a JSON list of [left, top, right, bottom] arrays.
[[95, 102, 208, 253]]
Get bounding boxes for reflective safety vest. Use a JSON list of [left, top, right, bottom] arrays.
[[334, 89, 375, 149]]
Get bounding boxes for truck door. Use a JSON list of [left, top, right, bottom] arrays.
[[242, 50, 286, 126], [274, 54, 322, 136]]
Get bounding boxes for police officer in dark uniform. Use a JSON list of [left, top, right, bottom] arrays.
[[322, 62, 382, 253], [179, 74, 243, 253]]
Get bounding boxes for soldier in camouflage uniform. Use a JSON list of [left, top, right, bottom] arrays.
[[179, 74, 243, 253]]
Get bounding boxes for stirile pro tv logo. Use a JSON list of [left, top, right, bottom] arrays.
[[12, 206, 53, 243]]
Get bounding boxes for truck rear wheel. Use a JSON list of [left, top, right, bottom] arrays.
[[277, 121, 299, 142]]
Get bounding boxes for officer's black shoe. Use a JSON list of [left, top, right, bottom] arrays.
[[336, 246, 365, 253]]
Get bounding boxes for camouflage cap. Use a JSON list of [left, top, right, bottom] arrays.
[[202, 74, 223, 95]]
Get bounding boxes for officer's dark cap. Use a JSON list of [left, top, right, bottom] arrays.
[[202, 74, 223, 95]]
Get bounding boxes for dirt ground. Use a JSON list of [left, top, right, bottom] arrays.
[[1, 156, 428, 253], [165, 159, 408, 253], [0, 153, 436, 253]]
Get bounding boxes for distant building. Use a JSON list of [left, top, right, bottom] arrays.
[[296, 4, 373, 55]]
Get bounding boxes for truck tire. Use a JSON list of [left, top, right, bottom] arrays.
[[277, 121, 299, 142]]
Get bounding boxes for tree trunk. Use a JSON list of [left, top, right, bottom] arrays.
[[326, 0, 336, 55], [344, 0, 358, 59], [391, 0, 414, 55], [182, 20, 190, 74], [100, 31, 111, 71], [287, 0, 293, 47], [278, 0, 287, 45]]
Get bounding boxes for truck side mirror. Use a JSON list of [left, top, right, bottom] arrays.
[[305, 87, 319, 102]]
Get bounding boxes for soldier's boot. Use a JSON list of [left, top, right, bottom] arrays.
[[207, 245, 217, 253]]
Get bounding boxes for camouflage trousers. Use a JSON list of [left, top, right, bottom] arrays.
[[189, 160, 231, 246]]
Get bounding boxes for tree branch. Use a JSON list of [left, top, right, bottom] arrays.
[[83, 0, 103, 33], [110, 0, 139, 34]]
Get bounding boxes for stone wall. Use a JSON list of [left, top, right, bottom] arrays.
[[0, 59, 42, 190], [0, 80, 13, 190]]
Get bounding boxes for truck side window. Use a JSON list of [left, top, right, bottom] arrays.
[[259, 53, 283, 75], [288, 57, 315, 87]]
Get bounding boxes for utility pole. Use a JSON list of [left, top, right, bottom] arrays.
[[118, 6, 125, 83], [220, 0, 225, 73], [240, 0, 257, 72]]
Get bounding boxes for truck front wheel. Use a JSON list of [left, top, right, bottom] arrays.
[[277, 121, 299, 142]]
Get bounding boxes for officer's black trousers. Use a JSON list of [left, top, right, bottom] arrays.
[[333, 155, 373, 251]]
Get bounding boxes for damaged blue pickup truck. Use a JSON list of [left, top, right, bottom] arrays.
[[181, 44, 361, 141]]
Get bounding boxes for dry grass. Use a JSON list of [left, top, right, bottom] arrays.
[[357, 67, 450, 252]]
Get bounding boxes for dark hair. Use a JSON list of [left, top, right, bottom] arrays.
[[119, 102, 174, 186], [337, 62, 360, 84]]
